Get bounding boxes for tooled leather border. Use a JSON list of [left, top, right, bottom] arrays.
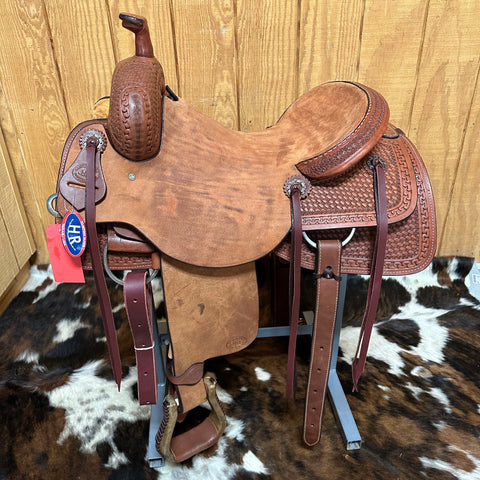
[[301, 131, 417, 230]]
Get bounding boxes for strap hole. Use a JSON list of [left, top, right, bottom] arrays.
[[133, 298, 138, 303]]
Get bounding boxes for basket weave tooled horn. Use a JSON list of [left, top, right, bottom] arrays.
[[106, 13, 165, 161]]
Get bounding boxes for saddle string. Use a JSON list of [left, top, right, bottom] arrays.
[[84, 135, 123, 390], [286, 185, 303, 399], [284, 174, 344, 444], [283, 175, 313, 399], [351, 157, 388, 391]]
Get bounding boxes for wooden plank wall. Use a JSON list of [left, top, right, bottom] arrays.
[[1, 0, 479, 263]]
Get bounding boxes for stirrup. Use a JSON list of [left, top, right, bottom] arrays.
[[155, 373, 227, 463]]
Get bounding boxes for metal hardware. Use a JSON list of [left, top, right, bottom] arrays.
[[79, 128, 107, 153], [102, 243, 159, 286], [366, 155, 386, 170], [303, 228, 356, 249], [283, 174, 312, 199], [47, 193, 61, 218]]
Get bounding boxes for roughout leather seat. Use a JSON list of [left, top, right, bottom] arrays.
[[60, 78, 389, 268]]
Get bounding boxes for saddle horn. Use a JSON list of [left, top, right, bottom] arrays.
[[106, 13, 165, 161]]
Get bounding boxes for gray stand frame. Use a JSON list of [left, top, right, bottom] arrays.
[[147, 274, 361, 468]]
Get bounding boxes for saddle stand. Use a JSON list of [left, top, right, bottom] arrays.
[[48, 13, 436, 464]]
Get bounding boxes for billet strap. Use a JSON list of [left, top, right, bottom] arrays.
[[352, 156, 388, 390], [84, 136, 122, 389], [156, 374, 227, 463], [124, 271, 158, 405], [303, 240, 342, 446]]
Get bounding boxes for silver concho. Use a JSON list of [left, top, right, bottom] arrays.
[[79, 128, 107, 153], [283, 174, 312, 199]]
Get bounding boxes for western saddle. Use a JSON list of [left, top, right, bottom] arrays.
[[49, 13, 436, 463]]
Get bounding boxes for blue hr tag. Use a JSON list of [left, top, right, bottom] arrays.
[[61, 211, 87, 258]]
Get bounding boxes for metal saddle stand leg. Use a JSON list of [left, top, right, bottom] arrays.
[[147, 272, 360, 468]]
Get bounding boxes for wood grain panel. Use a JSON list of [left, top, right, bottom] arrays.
[[108, 0, 179, 92], [408, 0, 480, 255], [0, 84, 40, 252], [0, 213, 19, 296], [0, 126, 34, 298], [0, 128, 35, 266], [441, 69, 480, 257], [44, 0, 115, 125], [0, 0, 70, 262], [358, 0, 429, 128], [236, 0, 298, 131], [170, 0, 237, 129], [298, 0, 364, 92], [0, 263, 30, 317]]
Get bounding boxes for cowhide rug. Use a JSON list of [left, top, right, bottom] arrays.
[[1, 257, 479, 479]]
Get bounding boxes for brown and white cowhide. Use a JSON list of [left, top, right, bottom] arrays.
[[0, 257, 479, 479]]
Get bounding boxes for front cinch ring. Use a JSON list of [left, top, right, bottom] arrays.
[[302, 228, 356, 249], [103, 243, 160, 286]]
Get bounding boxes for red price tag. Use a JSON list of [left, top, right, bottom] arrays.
[[46, 224, 85, 283]]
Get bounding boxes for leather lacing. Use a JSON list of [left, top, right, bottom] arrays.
[[155, 398, 171, 447]]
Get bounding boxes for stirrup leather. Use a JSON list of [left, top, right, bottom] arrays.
[[155, 373, 227, 463]]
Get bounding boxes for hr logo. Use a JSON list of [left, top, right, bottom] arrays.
[[67, 222, 83, 244], [61, 211, 87, 257]]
